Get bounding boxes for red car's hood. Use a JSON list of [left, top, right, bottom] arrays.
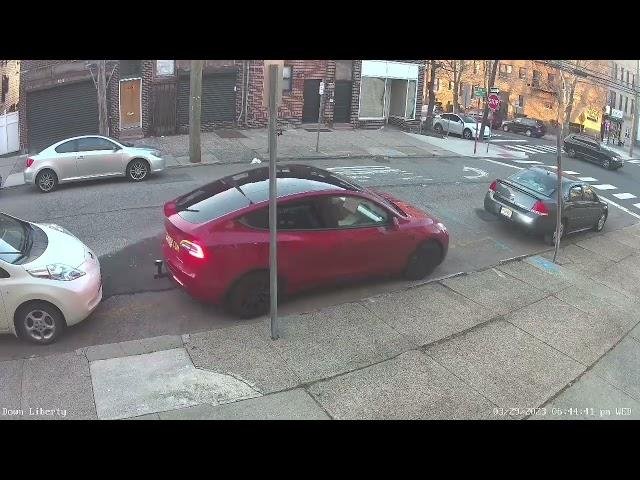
[[371, 190, 436, 222]]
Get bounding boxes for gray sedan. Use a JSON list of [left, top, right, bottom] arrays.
[[24, 135, 166, 193]]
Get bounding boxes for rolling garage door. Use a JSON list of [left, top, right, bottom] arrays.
[[177, 72, 236, 127], [26, 80, 99, 153]]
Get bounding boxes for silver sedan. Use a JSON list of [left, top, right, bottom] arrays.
[[24, 135, 166, 193]]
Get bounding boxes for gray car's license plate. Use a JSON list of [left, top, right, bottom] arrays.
[[500, 207, 512, 219]]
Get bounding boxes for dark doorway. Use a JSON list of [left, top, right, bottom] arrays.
[[333, 80, 352, 123], [152, 82, 177, 136], [302, 79, 321, 123]]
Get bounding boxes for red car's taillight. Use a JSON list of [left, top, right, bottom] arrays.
[[163, 201, 177, 216], [26, 158, 34, 168], [180, 239, 205, 259], [531, 200, 550, 216], [489, 181, 497, 191]]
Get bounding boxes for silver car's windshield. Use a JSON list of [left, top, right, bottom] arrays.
[[0, 213, 30, 264], [461, 116, 477, 124]]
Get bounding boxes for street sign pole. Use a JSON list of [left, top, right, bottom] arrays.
[[267, 64, 280, 340], [316, 80, 325, 153], [487, 110, 493, 153], [474, 97, 480, 154]]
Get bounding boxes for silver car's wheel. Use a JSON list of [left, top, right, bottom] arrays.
[[595, 213, 607, 232], [36, 170, 58, 193], [127, 159, 149, 181], [503, 125, 509, 132], [15, 301, 65, 345]]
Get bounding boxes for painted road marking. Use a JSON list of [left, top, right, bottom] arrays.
[[563, 171, 581, 175], [504, 144, 558, 154], [480, 158, 524, 170], [491, 139, 528, 143], [600, 196, 640, 220], [327, 165, 418, 182], [627, 160, 640, 164], [613, 193, 637, 200], [513, 160, 543, 164], [463, 166, 488, 179], [634, 203, 640, 209], [577, 176, 598, 182], [592, 184, 617, 190]]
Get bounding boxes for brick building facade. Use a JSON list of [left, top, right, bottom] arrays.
[[0, 60, 20, 113]]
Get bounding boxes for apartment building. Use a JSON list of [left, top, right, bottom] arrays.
[[0, 60, 20, 113], [605, 60, 637, 145], [430, 60, 608, 136]]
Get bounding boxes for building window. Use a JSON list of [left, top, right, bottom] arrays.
[[625, 96, 628, 113], [1, 75, 8, 103], [611, 91, 616, 106], [282, 66, 292, 92], [155, 60, 175, 77], [532, 70, 541, 87], [633, 74, 635, 88], [335, 60, 352, 81], [120, 60, 142, 78], [632, 100, 635, 115], [627, 71, 630, 84], [517, 95, 524, 108], [474, 61, 480, 74], [499, 64, 512, 77], [614, 63, 618, 80], [544, 101, 552, 109], [448, 81, 453, 90], [621, 67, 624, 82], [435, 78, 440, 91], [358, 75, 417, 120], [548, 73, 556, 85], [519, 67, 527, 80], [619, 95, 623, 110]]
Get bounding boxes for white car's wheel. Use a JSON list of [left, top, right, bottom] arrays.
[[36, 169, 58, 193], [127, 159, 150, 182], [15, 301, 66, 345]]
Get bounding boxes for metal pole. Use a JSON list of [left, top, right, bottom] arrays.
[[630, 59, 639, 158], [553, 78, 565, 263], [268, 64, 279, 340], [316, 80, 325, 152], [487, 110, 493, 153], [97, 60, 109, 136], [189, 60, 203, 163], [474, 97, 479, 154]]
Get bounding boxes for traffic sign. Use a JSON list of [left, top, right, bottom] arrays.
[[319, 82, 325, 95], [473, 87, 486, 98], [488, 93, 500, 112], [490, 87, 500, 94]]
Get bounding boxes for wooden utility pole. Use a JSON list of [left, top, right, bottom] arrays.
[[267, 64, 279, 340], [553, 72, 566, 263], [480, 60, 499, 138], [630, 59, 639, 158], [97, 60, 109, 136], [425, 60, 438, 131], [189, 60, 204, 163]]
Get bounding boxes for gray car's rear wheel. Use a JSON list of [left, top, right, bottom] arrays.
[[463, 128, 473, 140], [15, 301, 66, 345], [434, 123, 443, 134], [404, 240, 443, 280], [594, 212, 607, 232], [36, 169, 58, 193], [567, 148, 576, 158], [127, 159, 149, 181]]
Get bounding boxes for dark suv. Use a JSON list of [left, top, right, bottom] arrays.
[[563, 133, 624, 170], [501, 117, 547, 138]]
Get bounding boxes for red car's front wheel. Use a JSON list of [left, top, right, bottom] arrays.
[[404, 240, 443, 280]]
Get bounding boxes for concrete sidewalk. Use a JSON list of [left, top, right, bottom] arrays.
[[2, 223, 640, 420]]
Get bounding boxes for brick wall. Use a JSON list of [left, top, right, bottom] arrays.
[[245, 60, 336, 129], [0, 60, 20, 112]]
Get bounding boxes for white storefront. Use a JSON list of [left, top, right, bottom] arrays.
[[358, 60, 419, 121]]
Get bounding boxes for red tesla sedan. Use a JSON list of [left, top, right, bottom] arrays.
[[161, 164, 449, 318]]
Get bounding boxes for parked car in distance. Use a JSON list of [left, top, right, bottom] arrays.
[[466, 110, 502, 130], [484, 166, 608, 245], [0, 212, 102, 344], [161, 164, 449, 318], [24, 135, 166, 193], [432, 113, 492, 140], [563, 133, 624, 170], [501, 117, 547, 137]]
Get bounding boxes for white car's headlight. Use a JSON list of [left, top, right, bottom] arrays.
[[40, 223, 73, 236], [27, 264, 86, 281]]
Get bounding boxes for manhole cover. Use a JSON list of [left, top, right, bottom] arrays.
[[215, 129, 247, 139]]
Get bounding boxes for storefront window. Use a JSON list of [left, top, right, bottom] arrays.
[[359, 77, 386, 118], [406, 80, 417, 119], [156, 60, 175, 77]]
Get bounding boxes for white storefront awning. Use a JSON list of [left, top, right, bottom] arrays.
[[361, 60, 419, 80]]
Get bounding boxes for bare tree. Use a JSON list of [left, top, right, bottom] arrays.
[[424, 60, 440, 131], [440, 60, 469, 113]]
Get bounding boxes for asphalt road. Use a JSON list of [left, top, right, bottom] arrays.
[[1, 150, 638, 360]]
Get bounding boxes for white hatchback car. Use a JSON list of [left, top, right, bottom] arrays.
[[0, 212, 102, 344], [432, 113, 492, 140]]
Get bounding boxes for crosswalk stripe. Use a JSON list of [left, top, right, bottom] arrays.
[[613, 193, 637, 200], [534, 145, 557, 151], [513, 160, 543, 164], [628, 159, 640, 164], [577, 176, 598, 182], [563, 170, 581, 175], [634, 203, 640, 209], [592, 184, 617, 190], [506, 145, 545, 153]]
